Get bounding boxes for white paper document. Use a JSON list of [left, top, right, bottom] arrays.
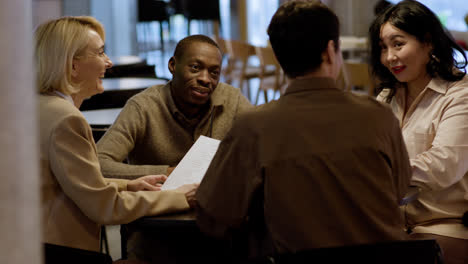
[[161, 136, 221, 190]]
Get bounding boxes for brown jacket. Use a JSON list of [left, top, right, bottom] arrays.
[[40, 94, 189, 252], [196, 77, 411, 257]]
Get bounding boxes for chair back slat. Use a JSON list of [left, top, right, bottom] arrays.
[[341, 60, 376, 96], [254, 46, 287, 104]]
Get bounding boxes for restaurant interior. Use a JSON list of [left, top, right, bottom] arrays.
[[1, 0, 468, 263]]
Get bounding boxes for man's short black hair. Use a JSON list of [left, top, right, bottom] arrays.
[[267, 0, 340, 78], [173, 34, 220, 60]]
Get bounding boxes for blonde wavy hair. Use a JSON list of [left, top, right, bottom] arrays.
[[35, 16, 105, 95]]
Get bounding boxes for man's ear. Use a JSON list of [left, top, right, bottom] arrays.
[[322, 40, 336, 65], [168, 57, 176, 74]]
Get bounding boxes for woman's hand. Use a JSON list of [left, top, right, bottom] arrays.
[[174, 183, 199, 208], [127, 175, 168, 192]]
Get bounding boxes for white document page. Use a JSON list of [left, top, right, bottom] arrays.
[[161, 136, 221, 190]]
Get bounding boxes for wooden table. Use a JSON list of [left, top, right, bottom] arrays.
[[102, 77, 166, 92], [120, 211, 234, 263], [80, 77, 167, 111], [81, 108, 122, 127], [117, 187, 423, 263], [105, 56, 154, 79], [120, 212, 197, 259], [108, 55, 145, 67], [81, 108, 123, 142]]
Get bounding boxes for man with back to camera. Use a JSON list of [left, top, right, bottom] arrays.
[[96, 34, 252, 262], [196, 0, 412, 259]]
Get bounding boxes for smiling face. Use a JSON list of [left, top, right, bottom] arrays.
[[379, 22, 432, 89], [168, 41, 222, 117], [72, 29, 113, 98]]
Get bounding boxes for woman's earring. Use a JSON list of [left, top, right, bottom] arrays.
[[431, 53, 440, 63]]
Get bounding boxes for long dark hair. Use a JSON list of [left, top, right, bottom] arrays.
[[369, 0, 466, 102]]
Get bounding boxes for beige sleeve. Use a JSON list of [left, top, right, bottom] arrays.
[[50, 114, 189, 225], [97, 100, 169, 179], [105, 178, 128, 191]]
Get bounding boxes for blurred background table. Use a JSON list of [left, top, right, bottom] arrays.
[[80, 77, 167, 111], [120, 211, 234, 263], [108, 55, 145, 66], [105, 55, 158, 79], [82, 108, 122, 127], [81, 108, 123, 142]]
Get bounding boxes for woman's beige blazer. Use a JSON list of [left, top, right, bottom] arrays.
[[39, 94, 189, 251]]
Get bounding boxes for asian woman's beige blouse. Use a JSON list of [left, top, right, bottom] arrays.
[[377, 76, 468, 239]]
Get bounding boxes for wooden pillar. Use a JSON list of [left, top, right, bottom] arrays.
[[227, 0, 247, 41], [238, 0, 247, 42], [0, 0, 41, 263]]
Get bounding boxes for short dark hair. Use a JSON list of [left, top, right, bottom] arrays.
[[173, 34, 220, 60], [267, 0, 340, 78], [369, 0, 467, 102]]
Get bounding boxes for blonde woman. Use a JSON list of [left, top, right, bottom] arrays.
[[37, 16, 197, 252]]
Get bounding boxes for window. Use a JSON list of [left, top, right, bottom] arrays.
[[247, 0, 278, 46], [389, 0, 468, 31]]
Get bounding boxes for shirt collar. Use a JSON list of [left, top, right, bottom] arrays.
[[283, 77, 338, 96], [394, 77, 449, 103], [425, 78, 449, 95], [54, 91, 74, 104]]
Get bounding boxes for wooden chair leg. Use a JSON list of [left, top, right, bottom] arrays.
[[120, 225, 128, 260], [187, 19, 191, 35], [274, 89, 280, 100], [254, 88, 261, 105], [167, 20, 171, 42], [100, 226, 109, 254], [263, 90, 269, 104], [245, 80, 251, 102], [159, 22, 164, 50], [142, 23, 148, 52]]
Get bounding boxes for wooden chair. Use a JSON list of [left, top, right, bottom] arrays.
[[223, 39, 275, 101], [223, 39, 256, 100], [341, 60, 376, 96], [213, 36, 231, 80], [214, 36, 228, 56], [254, 46, 287, 105]]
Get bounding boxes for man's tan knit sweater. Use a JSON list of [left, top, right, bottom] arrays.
[[97, 81, 253, 179]]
